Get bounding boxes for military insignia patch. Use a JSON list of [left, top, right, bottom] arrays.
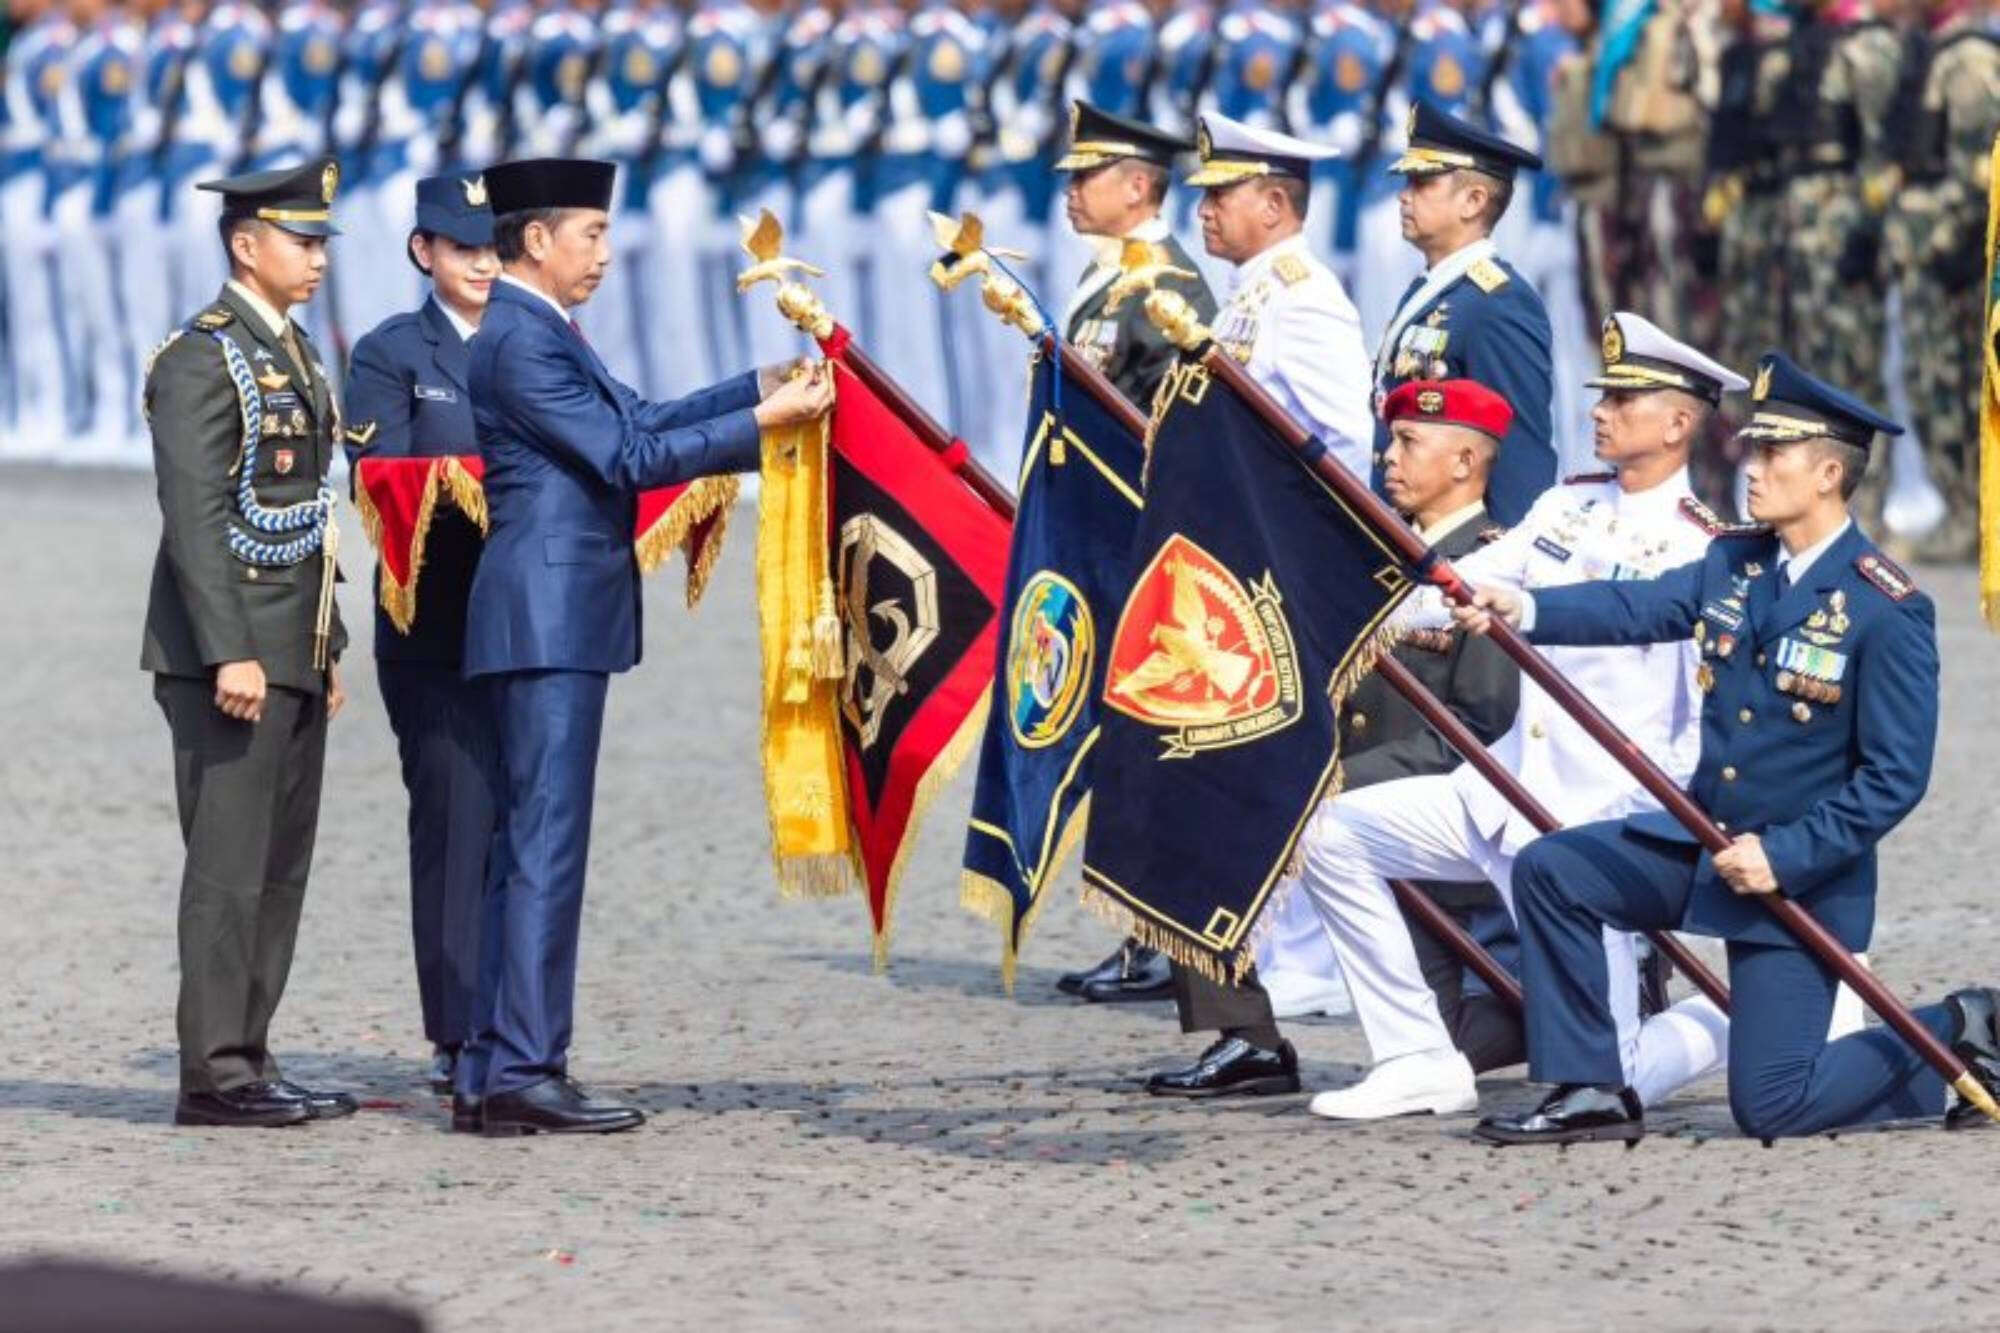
[[1678, 495, 1770, 537], [928, 39, 966, 82], [344, 421, 379, 448], [194, 309, 233, 331], [1417, 388, 1444, 414], [1005, 572, 1096, 749], [1336, 51, 1366, 92], [1246, 51, 1277, 92], [1467, 259, 1508, 292], [1856, 552, 1915, 601], [1104, 534, 1302, 758], [1601, 318, 1625, 365], [625, 47, 657, 85], [321, 160, 339, 204], [1273, 254, 1309, 286], [1753, 361, 1772, 401], [256, 367, 291, 392], [420, 38, 450, 79], [273, 448, 296, 476], [461, 175, 487, 207], [1430, 53, 1464, 98], [854, 43, 887, 85]]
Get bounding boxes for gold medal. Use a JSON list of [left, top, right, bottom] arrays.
[[1775, 669, 1794, 691], [1792, 700, 1811, 723], [1697, 664, 1716, 693]]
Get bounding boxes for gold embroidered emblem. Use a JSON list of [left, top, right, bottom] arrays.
[[1601, 318, 1624, 365], [461, 175, 488, 207], [1468, 259, 1508, 292], [344, 421, 379, 447], [1104, 534, 1303, 757], [321, 161, 339, 204], [1272, 254, 1309, 287], [1753, 362, 1772, 401], [1417, 389, 1444, 414], [837, 514, 940, 750], [256, 367, 291, 392], [194, 309, 232, 330]]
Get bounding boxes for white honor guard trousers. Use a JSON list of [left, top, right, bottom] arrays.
[[576, 198, 659, 394], [871, 175, 955, 429], [1352, 192, 1424, 351], [1, 168, 66, 457], [54, 188, 137, 461], [645, 159, 714, 398]]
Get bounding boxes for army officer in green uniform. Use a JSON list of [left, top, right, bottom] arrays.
[[142, 157, 356, 1129]]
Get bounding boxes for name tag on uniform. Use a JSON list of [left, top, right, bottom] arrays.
[[1533, 535, 1572, 563], [262, 390, 301, 411], [1700, 601, 1744, 631], [414, 384, 458, 403]]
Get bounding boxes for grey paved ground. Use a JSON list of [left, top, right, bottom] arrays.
[[2, 463, 1996, 1331]]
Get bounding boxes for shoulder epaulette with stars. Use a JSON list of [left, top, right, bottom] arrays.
[[1855, 551, 1916, 601], [1467, 259, 1509, 293], [1273, 254, 1310, 287], [192, 306, 234, 331], [1678, 495, 1770, 536], [1562, 470, 1615, 485]]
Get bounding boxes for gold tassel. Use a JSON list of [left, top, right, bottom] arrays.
[[440, 456, 489, 532]]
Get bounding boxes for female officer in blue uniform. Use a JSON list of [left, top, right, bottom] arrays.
[[343, 173, 501, 1097]]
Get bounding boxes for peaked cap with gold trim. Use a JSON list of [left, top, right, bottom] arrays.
[[1390, 99, 1541, 179], [1184, 111, 1337, 187], [1587, 311, 1746, 404], [1055, 101, 1192, 172], [1738, 352, 1903, 446], [198, 155, 341, 237]]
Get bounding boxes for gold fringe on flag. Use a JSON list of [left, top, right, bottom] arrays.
[[441, 456, 489, 532], [1979, 131, 2000, 630], [351, 458, 446, 635], [1076, 621, 1403, 985], [635, 475, 741, 608], [869, 692, 989, 973], [755, 415, 855, 900], [958, 789, 1091, 995]]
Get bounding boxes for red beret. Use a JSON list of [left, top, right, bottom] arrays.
[[1382, 379, 1514, 440]]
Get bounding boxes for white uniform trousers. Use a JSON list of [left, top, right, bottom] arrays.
[[871, 176, 955, 428], [1295, 773, 1727, 1105], [955, 177, 1034, 488], [113, 178, 173, 461], [577, 204, 659, 394], [645, 161, 714, 397], [53, 186, 136, 460], [1, 170, 67, 457], [326, 177, 384, 355], [1520, 212, 1593, 476]]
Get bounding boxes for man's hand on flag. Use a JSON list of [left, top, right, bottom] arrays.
[[1452, 584, 1525, 637], [754, 361, 836, 429]]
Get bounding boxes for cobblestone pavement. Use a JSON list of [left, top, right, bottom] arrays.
[[2, 465, 1995, 1331]]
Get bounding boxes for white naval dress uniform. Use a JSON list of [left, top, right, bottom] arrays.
[[1297, 469, 1735, 1108], [1204, 230, 1376, 992]]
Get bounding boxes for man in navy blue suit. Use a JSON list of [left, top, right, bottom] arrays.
[[1454, 353, 2000, 1145], [456, 157, 835, 1138], [1371, 101, 1555, 527], [344, 172, 504, 1103]]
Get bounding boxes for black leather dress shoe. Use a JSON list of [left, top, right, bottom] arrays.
[[1636, 941, 1672, 1020], [268, 1080, 358, 1120], [429, 1046, 459, 1095], [482, 1076, 645, 1137], [174, 1083, 310, 1128], [1945, 987, 2000, 1130], [1057, 941, 1138, 996], [1079, 943, 1174, 1003], [451, 1094, 484, 1135], [1146, 1037, 1300, 1097], [1475, 1084, 1645, 1145]]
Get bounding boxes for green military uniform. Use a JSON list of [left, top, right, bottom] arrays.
[[142, 159, 348, 1101], [1708, 21, 1793, 398], [1884, 14, 2000, 560], [1779, 9, 1903, 531], [1169, 507, 1521, 1053]]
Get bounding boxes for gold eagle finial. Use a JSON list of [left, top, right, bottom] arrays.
[[735, 210, 826, 292], [1105, 239, 1196, 316]]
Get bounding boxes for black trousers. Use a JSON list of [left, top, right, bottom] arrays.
[[378, 660, 500, 1051], [1172, 882, 1525, 1073], [156, 674, 327, 1093]]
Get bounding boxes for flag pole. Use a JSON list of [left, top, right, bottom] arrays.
[[735, 209, 1014, 519], [1136, 278, 1996, 1122]]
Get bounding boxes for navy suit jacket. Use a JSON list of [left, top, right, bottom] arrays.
[[345, 298, 486, 665], [1529, 523, 1939, 951], [463, 279, 763, 678], [1371, 257, 1555, 527]]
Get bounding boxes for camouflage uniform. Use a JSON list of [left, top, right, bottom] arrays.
[[1883, 16, 2000, 560], [1779, 12, 1904, 528]]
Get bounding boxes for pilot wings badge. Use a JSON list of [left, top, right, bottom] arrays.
[[1104, 534, 1302, 757]]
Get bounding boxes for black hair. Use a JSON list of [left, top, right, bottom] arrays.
[[1816, 437, 1870, 500], [492, 207, 568, 264], [407, 229, 435, 276], [1273, 174, 1310, 220]]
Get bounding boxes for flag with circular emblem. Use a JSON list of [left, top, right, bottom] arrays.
[[1080, 359, 1414, 983], [960, 352, 1147, 990]]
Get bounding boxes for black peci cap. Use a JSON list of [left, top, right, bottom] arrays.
[[483, 158, 618, 215]]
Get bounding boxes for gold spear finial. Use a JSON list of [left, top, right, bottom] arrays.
[[1104, 239, 1196, 316], [735, 209, 834, 340], [925, 210, 1045, 339], [1106, 238, 1211, 352]]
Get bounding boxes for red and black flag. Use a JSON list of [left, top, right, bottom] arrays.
[[1080, 360, 1414, 982]]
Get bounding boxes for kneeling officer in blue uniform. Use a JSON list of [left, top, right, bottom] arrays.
[[344, 173, 504, 1099], [1454, 353, 2000, 1144], [457, 157, 835, 1137]]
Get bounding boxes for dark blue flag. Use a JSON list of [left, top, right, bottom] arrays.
[[1080, 358, 1415, 983], [961, 352, 1147, 989]]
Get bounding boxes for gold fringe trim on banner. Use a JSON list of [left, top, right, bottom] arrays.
[[870, 692, 990, 973], [756, 415, 856, 904], [440, 456, 489, 532], [957, 790, 1093, 995], [635, 475, 740, 608], [352, 459, 447, 636]]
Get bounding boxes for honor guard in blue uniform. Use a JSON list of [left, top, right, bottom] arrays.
[[1372, 98, 1553, 527], [1471, 354, 2000, 1145], [51, 0, 138, 459], [1291, 1, 1392, 292], [174, 0, 272, 317], [576, 0, 677, 391], [454, 158, 833, 1137], [454, 0, 535, 170], [342, 173, 500, 1101], [143, 157, 354, 1128], [1045, 0, 1151, 300], [683, 0, 774, 383], [0, 2, 75, 457], [327, 0, 401, 349], [1351, 0, 1483, 343], [791, 2, 890, 353], [1203, 0, 1303, 129], [988, 0, 1075, 303], [243, 0, 345, 357]]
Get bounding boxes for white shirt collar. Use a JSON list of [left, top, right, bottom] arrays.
[[500, 271, 571, 322], [1418, 500, 1486, 545], [1230, 232, 1310, 296], [226, 279, 290, 339], [1423, 234, 1497, 277], [1780, 519, 1852, 584], [431, 295, 478, 343], [1611, 465, 1694, 514]]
